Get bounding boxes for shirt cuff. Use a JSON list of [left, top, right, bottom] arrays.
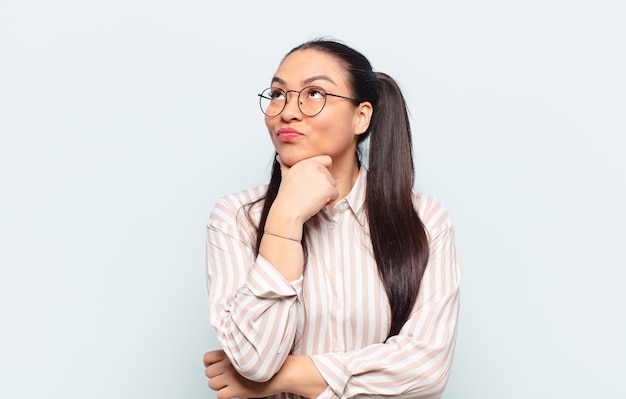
[[311, 353, 350, 398], [245, 255, 303, 299]]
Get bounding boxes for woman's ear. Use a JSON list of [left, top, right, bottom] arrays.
[[354, 101, 373, 136]]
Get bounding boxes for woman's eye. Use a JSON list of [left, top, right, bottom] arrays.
[[306, 87, 325, 99], [269, 89, 285, 100]]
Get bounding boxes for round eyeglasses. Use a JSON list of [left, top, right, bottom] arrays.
[[258, 86, 359, 117]]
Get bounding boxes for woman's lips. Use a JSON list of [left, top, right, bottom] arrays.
[[277, 128, 303, 142]]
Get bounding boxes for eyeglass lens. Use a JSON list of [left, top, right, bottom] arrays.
[[259, 86, 328, 117]]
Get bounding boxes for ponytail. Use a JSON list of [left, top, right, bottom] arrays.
[[366, 72, 429, 338]]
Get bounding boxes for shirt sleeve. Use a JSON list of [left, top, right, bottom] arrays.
[[310, 202, 462, 398], [206, 195, 302, 382]]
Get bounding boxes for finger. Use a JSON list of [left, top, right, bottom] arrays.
[[329, 187, 340, 201], [308, 154, 333, 168], [203, 350, 225, 367], [208, 374, 227, 391], [205, 361, 225, 378], [216, 389, 234, 399], [217, 386, 244, 399]]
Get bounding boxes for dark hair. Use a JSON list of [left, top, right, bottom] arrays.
[[249, 39, 429, 339]]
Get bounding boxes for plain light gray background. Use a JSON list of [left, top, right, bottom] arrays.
[[1, 1, 624, 398]]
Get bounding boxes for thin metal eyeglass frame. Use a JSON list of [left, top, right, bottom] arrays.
[[257, 86, 360, 117]]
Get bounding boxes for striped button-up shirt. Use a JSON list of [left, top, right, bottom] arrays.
[[206, 169, 462, 399]]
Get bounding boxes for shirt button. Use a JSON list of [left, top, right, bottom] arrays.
[[329, 223, 336, 230], [334, 303, 341, 310], [333, 345, 343, 352]]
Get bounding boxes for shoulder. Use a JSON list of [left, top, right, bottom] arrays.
[[208, 184, 268, 227], [412, 192, 454, 236]]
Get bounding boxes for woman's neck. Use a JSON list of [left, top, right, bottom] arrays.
[[326, 160, 360, 211]]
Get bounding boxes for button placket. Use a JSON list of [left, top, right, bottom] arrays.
[[327, 216, 344, 354]]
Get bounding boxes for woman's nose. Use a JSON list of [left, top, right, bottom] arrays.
[[280, 91, 303, 121]]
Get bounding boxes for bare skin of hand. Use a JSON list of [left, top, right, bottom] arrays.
[[259, 154, 339, 281], [274, 154, 339, 224], [204, 350, 274, 399], [204, 350, 327, 399]]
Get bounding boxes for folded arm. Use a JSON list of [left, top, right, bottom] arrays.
[[206, 196, 303, 382]]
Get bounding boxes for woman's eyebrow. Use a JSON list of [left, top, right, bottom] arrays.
[[271, 76, 286, 85], [303, 75, 337, 86], [270, 75, 337, 86]]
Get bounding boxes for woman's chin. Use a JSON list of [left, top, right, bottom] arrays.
[[276, 151, 316, 168]]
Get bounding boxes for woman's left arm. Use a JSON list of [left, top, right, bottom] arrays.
[[205, 351, 328, 399]]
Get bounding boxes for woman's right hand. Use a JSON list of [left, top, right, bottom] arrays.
[[273, 154, 339, 224], [260, 154, 338, 281]]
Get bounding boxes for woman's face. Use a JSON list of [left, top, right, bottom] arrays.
[[264, 48, 371, 168]]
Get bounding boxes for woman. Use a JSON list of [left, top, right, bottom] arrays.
[[204, 39, 462, 399]]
